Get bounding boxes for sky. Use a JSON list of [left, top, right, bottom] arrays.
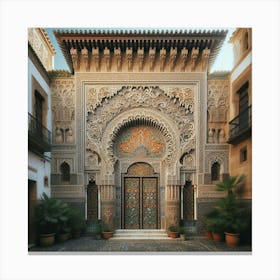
[[45, 28, 235, 73]]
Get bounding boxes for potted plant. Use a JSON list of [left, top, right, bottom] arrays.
[[35, 193, 68, 246], [205, 209, 224, 242], [168, 225, 179, 238], [216, 175, 248, 247], [205, 213, 214, 239], [56, 218, 71, 242], [56, 203, 72, 242], [204, 222, 213, 239], [68, 208, 86, 238], [101, 222, 114, 239]]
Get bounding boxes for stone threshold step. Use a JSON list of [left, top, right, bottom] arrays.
[[113, 234, 168, 238], [115, 230, 166, 233], [111, 236, 171, 240]]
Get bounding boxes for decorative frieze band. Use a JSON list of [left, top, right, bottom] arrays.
[[67, 45, 211, 72]]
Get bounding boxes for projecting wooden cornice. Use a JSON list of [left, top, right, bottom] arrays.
[[54, 29, 228, 73]]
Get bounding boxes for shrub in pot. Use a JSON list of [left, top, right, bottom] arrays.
[[205, 209, 224, 242], [35, 193, 69, 246], [101, 222, 114, 239], [216, 175, 248, 247], [56, 203, 72, 242], [168, 225, 179, 238], [68, 208, 86, 238]]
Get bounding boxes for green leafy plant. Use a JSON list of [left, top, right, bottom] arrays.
[[216, 175, 246, 196], [216, 175, 249, 234], [205, 209, 224, 234], [168, 225, 178, 232], [68, 208, 86, 233], [35, 193, 69, 234], [178, 226, 187, 235]]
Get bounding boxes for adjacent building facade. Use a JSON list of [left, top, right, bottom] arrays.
[[28, 28, 55, 245], [228, 28, 252, 199]]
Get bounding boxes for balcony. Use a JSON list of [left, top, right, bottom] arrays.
[[28, 113, 51, 154], [228, 105, 252, 145]]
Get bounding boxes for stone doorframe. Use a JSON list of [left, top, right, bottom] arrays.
[[121, 162, 160, 229]]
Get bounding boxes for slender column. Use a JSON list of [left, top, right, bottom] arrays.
[[180, 185, 184, 220], [165, 185, 180, 229], [98, 185, 101, 220], [85, 185, 88, 220], [194, 185, 197, 220]]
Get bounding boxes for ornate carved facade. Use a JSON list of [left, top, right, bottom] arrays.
[[50, 29, 230, 232]]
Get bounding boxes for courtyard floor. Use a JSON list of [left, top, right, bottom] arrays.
[[29, 235, 252, 254]]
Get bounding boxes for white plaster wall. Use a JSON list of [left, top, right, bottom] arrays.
[[28, 151, 51, 198], [28, 56, 52, 199], [28, 57, 52, 131], [230, 52, 252, 83]]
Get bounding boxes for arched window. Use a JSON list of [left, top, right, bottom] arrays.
[[60, 162, 70, 183], [211, 162, 220, 181]]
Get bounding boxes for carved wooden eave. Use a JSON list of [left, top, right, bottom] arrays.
[[54, 29, 228, 73]]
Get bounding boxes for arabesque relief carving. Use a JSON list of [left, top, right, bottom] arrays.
[[115, 126, 166, 158], [101, 109, 179, 172], [86, 85, 195, 150], [207, 79, 229, 143], [51, 79, 75, 144], [208, 79, 229, 123]]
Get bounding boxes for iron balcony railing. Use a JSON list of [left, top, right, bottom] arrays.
[[28, 113, 51, 153], [228, 105, 252, 144]]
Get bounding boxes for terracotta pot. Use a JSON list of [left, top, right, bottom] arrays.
[[102, 231, 113, 239], [169, 232, 179, 238], [39, 233, 55, 247], [205, 231, 213, 239], [212, 232, 223, 242], [225, 232, 240, 247], [57, 232, 71, 242]]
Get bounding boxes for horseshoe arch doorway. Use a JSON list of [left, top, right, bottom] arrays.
[[122, 162, 160, 229]]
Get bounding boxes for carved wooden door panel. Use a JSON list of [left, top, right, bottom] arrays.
[[124, 176, 158, 229], [142, 177, 158, 229], [124, 177, 141, 229]]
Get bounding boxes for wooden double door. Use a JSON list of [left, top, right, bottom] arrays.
[[122, 163, 159, 229]]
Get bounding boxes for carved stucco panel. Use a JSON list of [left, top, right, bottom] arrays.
[[86, 85, 196, 153], [51, 78, 76, 144], [207, 79, 229, 123], [101, 108, 181, 175]]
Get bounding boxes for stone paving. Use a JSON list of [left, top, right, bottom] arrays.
[[29, 235, 252, 253]]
